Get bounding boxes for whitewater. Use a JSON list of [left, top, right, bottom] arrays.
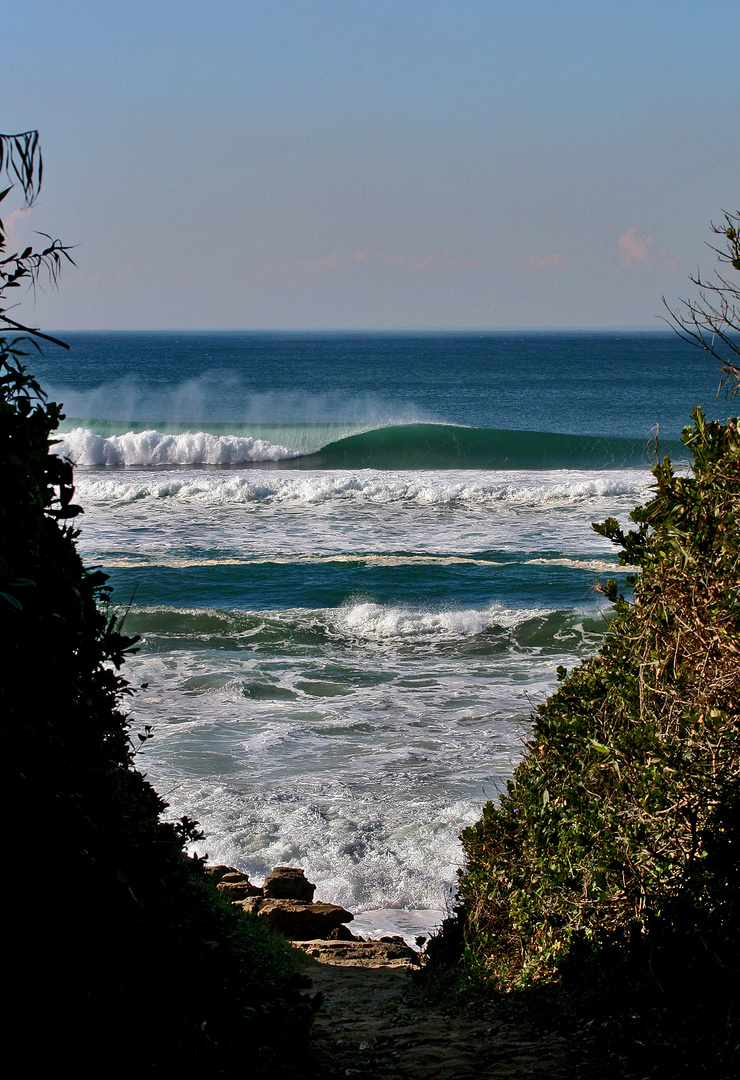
[[36, 330, 723, 941]]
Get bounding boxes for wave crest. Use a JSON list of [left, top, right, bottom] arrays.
[[55, 427, 297, 466], [54, 422, 685, 470], [334, 602, 550, 642]]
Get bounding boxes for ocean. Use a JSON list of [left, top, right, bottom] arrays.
[[35, 330, 724, 942]]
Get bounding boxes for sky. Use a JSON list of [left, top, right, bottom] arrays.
[[3, 1, 739, 330]]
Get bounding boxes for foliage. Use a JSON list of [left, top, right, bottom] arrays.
[[439, 409, 740, 1074], [0, 131, 74, 344], [422, 213, 740, 1074], [663, 209, 740, 398], [1, 133, 307, 1075]]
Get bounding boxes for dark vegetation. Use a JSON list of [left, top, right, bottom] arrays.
[[2, 132, 308, 1075], [428, 214, 740, 1078]]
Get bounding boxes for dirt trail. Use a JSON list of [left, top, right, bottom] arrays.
[[296, 951, 572, 1079]]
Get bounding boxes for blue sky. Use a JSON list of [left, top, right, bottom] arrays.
[[3, 1, 738, 329]]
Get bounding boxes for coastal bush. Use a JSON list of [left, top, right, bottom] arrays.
[[1, 132, 307, 1076], [436, 412, 740, 1073], [428, 216, 740, 1074]]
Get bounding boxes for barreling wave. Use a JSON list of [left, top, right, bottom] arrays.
[[55, 422, 685, 471], [302, 424, 684, 470]]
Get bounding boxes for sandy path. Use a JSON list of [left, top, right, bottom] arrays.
[[296, 954, 572, 1079]]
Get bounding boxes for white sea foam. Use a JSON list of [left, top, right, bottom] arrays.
[[334, 601, 550, 642], [55, 427, 298, 466], [137, 767, 496, 916], [524, 556, 632, 572], [100, 554, 509, 568], [72, 466, 650, 508]]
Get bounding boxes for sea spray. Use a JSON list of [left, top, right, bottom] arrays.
[[57, 427, 298, 466]]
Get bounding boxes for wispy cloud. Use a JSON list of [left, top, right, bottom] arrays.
[[517, 252, 565, 272], [619, 227, 679, 272], [619, 227, 654, 265]]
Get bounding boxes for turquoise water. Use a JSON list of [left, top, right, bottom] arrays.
[[37, 331, 723, 937]]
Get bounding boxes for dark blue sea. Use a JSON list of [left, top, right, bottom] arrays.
[[35, 330, 725, 939]]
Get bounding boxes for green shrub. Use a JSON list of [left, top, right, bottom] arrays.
[[436, 408, 740, 1074], [1, 134, 307, 1076]]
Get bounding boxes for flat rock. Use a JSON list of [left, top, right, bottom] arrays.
[[216, 880, 262, 899], [294, 938, 421, 968], [236, 897, 353, 940]]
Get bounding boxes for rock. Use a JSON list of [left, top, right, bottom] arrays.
[[294, 938, 421, 968], [205, 864, 241, 884], [216, 880, 262, 900], [263, 866, 316, 902], [236, 897, 353, 940], [206, 864, 262, 898], [327, 924, 362, 942]]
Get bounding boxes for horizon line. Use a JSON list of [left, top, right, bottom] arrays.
[[46, 324, 674, 335]]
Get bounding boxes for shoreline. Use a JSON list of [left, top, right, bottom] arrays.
[[351, 906, 445, 947]]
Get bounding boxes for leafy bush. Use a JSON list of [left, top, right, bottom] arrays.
[[459, 408, 740, 972], [1, 134, 307, 1076], [435, 408, 740, 1074]]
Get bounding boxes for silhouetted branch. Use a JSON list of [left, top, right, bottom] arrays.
[[0, 132, 71, 349], [662, 210, 740, 399], [0, 313, 70, 349], [0, 131, 43, 206]]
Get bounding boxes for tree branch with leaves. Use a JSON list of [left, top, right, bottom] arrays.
[[663, 209, 740, 398], [0, 130, 73, 349]]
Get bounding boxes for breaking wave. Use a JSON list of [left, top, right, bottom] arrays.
[[56, 427, 298, 466], [55, 422, 685, 471]]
